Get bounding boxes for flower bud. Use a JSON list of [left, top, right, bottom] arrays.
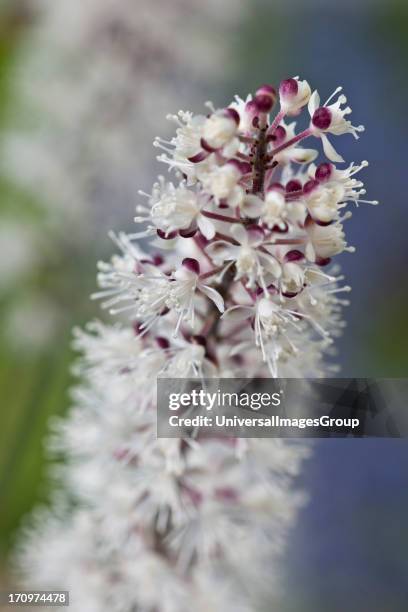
[[315, 162, 333, 182], [156, 336, 170, 349], [286, 179, 303, 193], [268, 125, 286, 145], [243, 99, 260, 131], [254, 84, 277, 113], [157, 229, 177, 240], [303, 179, 319, 195], [182, 257, 200, 275], [312, 107, 332, 130], [284, 250, 305, 263], [279, 77, 311, 114]]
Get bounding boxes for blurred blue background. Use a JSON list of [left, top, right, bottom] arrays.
[[0, 0, 407, 609]]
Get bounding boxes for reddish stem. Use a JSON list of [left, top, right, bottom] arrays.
[[214, 232, 240, 245], [199, 265, 224, 280], [270, 238, 305, 245], [268, 109, 286, 133], [271, 128, 312, 156], [202, 210, 242, 224]]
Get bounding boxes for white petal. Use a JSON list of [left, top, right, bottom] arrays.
[[197, 214, 215, 239], [321, 134, 344, 163], [230, 223, 248, 245], [199, 284, 225, 312], [307, 162, 317, 178], [305, 241, 316, 262], [258, 252, 282, 278], [241, 194, 264, 218], [246, 225, 265, 247], [228, 186, 244, 207], [290, 147, 318, 164], [308, 90, 320, 116], [222, 305, 254, 321], [205, 241, 239, 264]]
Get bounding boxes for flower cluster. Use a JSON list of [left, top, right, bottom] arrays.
[[101, 77, 377, 377], [16, 79, 376, 611]]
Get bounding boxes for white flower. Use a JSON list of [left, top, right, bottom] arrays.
[[242, 189, 287, 229], [160, 337, 216, 378], [206, 224, 281, 288], [167, 259, 225, 333], [305, 219, 352, 261], [279, 77, 312, 115], [136, 177, 216, 239], [202, 108, 239, 150], [96, 255, 224, 336], [281, 262, 305, 295], [72, 320, 143, 377], [155, 111, 208, 182], [310, 160, 379, 209], [308, 87, 365, 162], [201, 161, 245, 205], [303, 181, 344, 223]]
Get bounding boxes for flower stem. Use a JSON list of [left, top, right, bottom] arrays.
[[268, 109, 285, 133], [199, 265, 224, 280], [271, 127, 312, 156], [202, 210, 242, 224]]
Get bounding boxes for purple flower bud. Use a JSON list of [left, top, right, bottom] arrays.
[[270, 222, 288, 233], [156, 336, 170, 349], [284, 250, 305, 262], [314, 218, 334, 227], [179, 225, 198, 238], [227, 159, 252, 175], [282, 290, 299, 298], [224, 107, 240, 125], [254, 84, 277, 113], [182, 257, 200, 275], [245, 99, 259, 125], [157, 229, 177, 240], [315, 256, 332, 267], [192, 334, 206, 346], [315, 162, 333, 182], [286, 179, 303, 193], [303, 179, 319, 195], [153, 254, 164, 266], [279, 78, 298, 99], [200, 138, 218, 153], [257, 84, 277, 98], [312, 107, 332, 130], [188, 150, 208, 163], [269, 125, 286, 145]]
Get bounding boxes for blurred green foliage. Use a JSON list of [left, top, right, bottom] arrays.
[[0, 2, 75, 569], [0, 340, 73, 558]]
